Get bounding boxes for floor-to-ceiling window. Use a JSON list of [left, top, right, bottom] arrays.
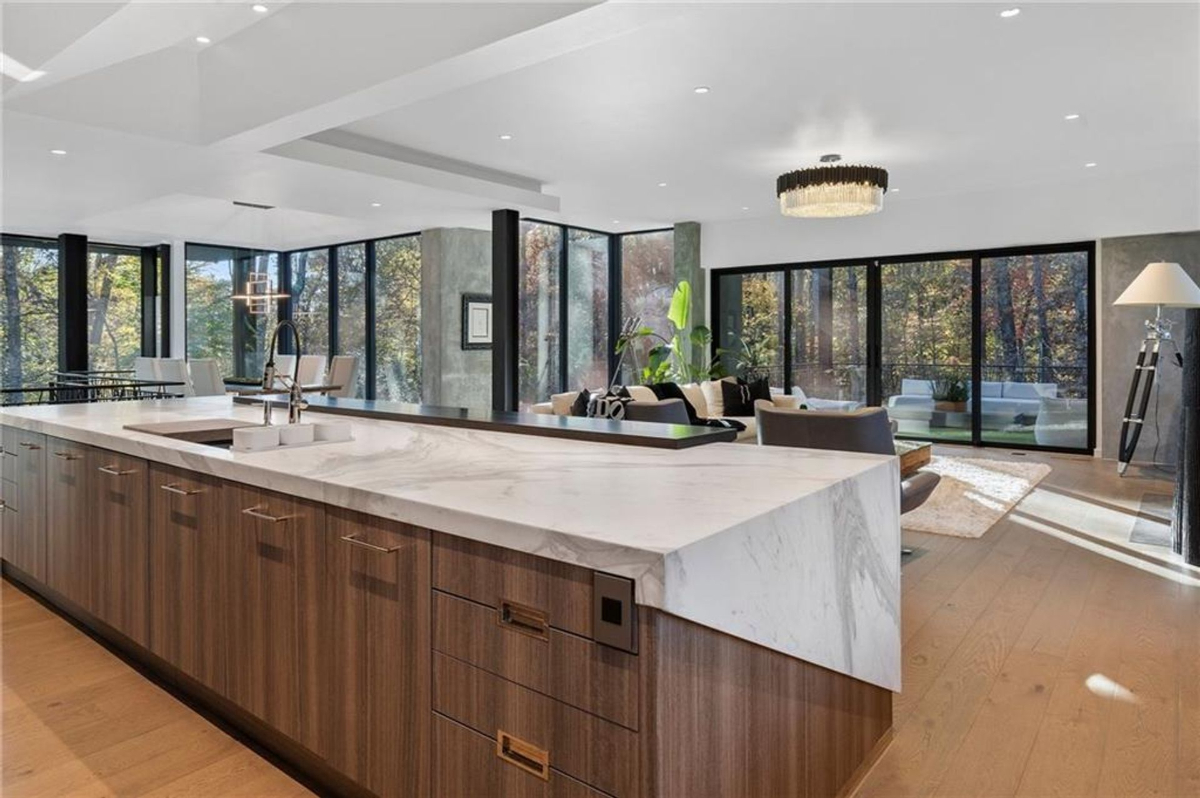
[[290, 248, 330, 358], [0, 236, 59, 392], [619, 229, 674, 381], [712, 242, 1094, 452], [881, 257, 974, 441], [86, 244, 143, 373], [185, 243, 281, 380], [518, 221, 563, 408], [374, 235, 421, 402], [715, 270, 786, 386], [566, 229, 609, 391], [335, 243, 367, 398]]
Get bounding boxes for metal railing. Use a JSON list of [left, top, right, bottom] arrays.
[[2, 371, 186, 407]]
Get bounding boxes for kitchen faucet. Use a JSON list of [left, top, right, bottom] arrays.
[[261, 320, 307, 425]]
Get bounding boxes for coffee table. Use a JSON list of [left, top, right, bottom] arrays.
[[895, 439, 933, 478]]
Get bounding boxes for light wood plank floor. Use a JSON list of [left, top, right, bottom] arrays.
[[857, 448, 1200, 798], [0, 580, 312, 797]]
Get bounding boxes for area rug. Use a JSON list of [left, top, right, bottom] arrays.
[[901, 456, 1052, 538]]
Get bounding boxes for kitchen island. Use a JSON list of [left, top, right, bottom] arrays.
[[1, 397, 900, 798]]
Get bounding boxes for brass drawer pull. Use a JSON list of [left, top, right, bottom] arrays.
[[160, 483, 205, 497], [53, 451, 82, 461], [242, 505, 294, 524], [497, 600, 550, 642], [18, 441, 41, 451], [0, 500, 12, 512], [97, 465, 138, 476], [340, 533, 402, 554], [495, 730, 549, 781]]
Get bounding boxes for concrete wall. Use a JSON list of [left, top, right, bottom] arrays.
[[420, 227, 491, 410], [1099, 231, 1200, 464]]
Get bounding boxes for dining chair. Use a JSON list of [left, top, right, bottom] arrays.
[[187, 359, 225, 396], [155, 359, 196, 397], [325, 356, 359, 398], [297, 355, 326, 387]]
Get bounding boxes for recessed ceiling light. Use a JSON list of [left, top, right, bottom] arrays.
[[195, 36, 211, 44], [252, 3, 268, 12], [657, 182, 667, 187], [741, 206, 750, 211], [1064, 113, 1081, 121], [1085, 162, 1097, 168], [370, 202, 382, 208], [612, 220, 620, 224], [498, 133, 512, 141], [49, 149, 67, 156], [999, 8, 1020, 18], [890, 188, 900, 193], [693, 86, 710, 94]]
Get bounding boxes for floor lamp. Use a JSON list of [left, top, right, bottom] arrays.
[[1113, 262, 1200, 475]]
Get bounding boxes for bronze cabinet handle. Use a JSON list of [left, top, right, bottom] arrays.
[[340, 533, 401, 554], [496, 600, 550, 642], [18, 441, 41, 451], [241, 505, 294, 524], [160, 483, 205, 496], [97, 465, 138, 476], [0, 500, 11, 512], [495, 730, 549, 781], [53, 451, 82, 461]]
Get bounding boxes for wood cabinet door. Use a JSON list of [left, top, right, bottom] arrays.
[[45, 438, 90, 604], [321, 509, 430, 797], [2, 429, 46, 582], [88, 447, 149, 646], [148, 463, 226, 694], [224, 483, 324, 752]]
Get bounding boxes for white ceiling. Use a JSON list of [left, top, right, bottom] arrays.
[[2, 1, 1197, 253]]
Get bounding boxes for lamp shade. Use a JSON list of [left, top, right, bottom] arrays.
[[1113, 262, 1200, 307]]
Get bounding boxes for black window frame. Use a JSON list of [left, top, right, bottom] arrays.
[[710, 240, 1097, 454]]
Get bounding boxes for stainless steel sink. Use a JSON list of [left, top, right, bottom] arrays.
[[123, 418, 262, 448]]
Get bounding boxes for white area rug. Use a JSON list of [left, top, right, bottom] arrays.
[[902, 456, 1052, 538]]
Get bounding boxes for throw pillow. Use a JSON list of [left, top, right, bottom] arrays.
[[569, 390, 591, 417], [701, 376, 737, 417], [721, 377, 771, 417]]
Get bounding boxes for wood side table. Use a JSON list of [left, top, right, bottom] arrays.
[[895, 440, 932, 478]]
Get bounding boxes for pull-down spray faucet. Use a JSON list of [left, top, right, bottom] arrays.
[[261, 320, 307, 425]]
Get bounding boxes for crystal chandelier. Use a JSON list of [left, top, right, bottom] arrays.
[[777, 154, 889, 218]]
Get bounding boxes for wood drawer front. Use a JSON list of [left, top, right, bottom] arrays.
[[87, 447, 149, 646], [148, 464, 227, 693], [433, 591, 638, 730], [434, 652, 638, 798], [2, 427, 43, 484], [45, 438, 90, 605], [433, 532, 593, 638], [433, 714, 611, 798]]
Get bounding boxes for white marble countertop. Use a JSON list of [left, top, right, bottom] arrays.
[[1, 397, 901, 691]]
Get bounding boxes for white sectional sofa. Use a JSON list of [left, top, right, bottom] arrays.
[[530, 378, 861, 442]]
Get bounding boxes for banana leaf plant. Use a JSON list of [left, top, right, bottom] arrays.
[[612, 281, 727, 387]]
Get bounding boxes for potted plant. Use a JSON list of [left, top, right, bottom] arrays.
[[613, 280, 726, 387], [930, 378, 969, 413]]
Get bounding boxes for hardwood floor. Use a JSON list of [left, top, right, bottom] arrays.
[[857, 447, 1200, 798], [0, 579, 311, 797]]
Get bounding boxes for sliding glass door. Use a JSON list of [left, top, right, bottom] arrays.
[[881, 258, 974, 442], [981, 251, 1090, 448], [792, 265, 868, 406], [711, 242, 1094, 452]]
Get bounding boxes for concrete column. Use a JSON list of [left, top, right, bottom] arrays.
[[420, 227, 492, 409], [673, 221, 704, 326], [169, 240, 187, 358]]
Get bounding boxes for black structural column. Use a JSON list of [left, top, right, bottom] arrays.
[[157, 244, 172, 358], [492, 209, 520, 411], [1176, 308, 1199, 566], [140, 246, 158, 357], [57, 233, 88, 372]]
